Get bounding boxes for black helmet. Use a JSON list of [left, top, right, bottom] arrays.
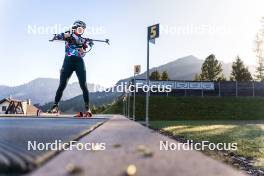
[[72, 20, 86, 29]]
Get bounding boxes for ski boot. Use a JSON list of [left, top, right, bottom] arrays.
[[84, 105, 92, 117], [47, 104, 59, 114], [84, 109, 92, 118]]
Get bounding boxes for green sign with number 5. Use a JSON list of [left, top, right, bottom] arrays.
[[148, 24, 159, 40]]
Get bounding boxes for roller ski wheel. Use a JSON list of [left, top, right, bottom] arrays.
[[75, 110, 92, 118]]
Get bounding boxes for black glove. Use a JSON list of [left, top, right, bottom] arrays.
[[89, 41, 94, 47], [49, 34, 63, 41]]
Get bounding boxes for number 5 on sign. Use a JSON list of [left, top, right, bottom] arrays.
[[148, 24, 159, 40]]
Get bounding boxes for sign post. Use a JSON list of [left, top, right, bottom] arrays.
[[126, 93, 129, 117], [133, 65, 141, 121], [146, 24, 159, 126], [128, 90, 130, 118]]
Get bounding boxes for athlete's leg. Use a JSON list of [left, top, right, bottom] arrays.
[[54, 58, 74, 104], [75, 58, 89, 110]]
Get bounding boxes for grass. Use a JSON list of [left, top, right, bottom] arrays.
[[103, 96, 264, 167], [151, 120, 264, 168], [103, 96, 264, 120]]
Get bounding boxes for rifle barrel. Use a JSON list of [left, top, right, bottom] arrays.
[[90, 39, 107, 42], [88, 38, 110, 45]]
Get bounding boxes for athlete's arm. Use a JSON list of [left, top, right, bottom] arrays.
[[79, 40, 94, 53], [63, 32, 71, 39], [79, 47, 86, 53], [50, 32, 71, 41]]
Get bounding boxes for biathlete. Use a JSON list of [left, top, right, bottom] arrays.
[[48, 20, 92, 117]]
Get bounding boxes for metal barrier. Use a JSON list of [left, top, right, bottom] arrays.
[[132, 80, 264, 97]]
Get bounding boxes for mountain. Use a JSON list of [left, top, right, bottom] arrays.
[[0, 78, 105, 105], [117, 55, 255, 83], [40, 91, 121, 113]]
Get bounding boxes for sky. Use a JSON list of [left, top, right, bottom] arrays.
[[0, 0, 264, 87]]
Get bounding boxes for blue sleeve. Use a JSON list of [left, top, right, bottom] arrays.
[[56, 33, 64, 40]]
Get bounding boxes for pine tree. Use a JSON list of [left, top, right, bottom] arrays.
[[193, 73, 201, 81], [199, 54, 223, 81], [161, 71, 169, 80], [254, 25, 264, 81], [230, 56, 252, 81], [150, 70, 161, 80], [217, 73, 227, 81]]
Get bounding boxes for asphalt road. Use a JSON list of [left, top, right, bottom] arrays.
[[0, 116, 107, 175]]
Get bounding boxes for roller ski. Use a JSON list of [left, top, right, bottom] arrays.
[[75, 109, 92, 118]]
